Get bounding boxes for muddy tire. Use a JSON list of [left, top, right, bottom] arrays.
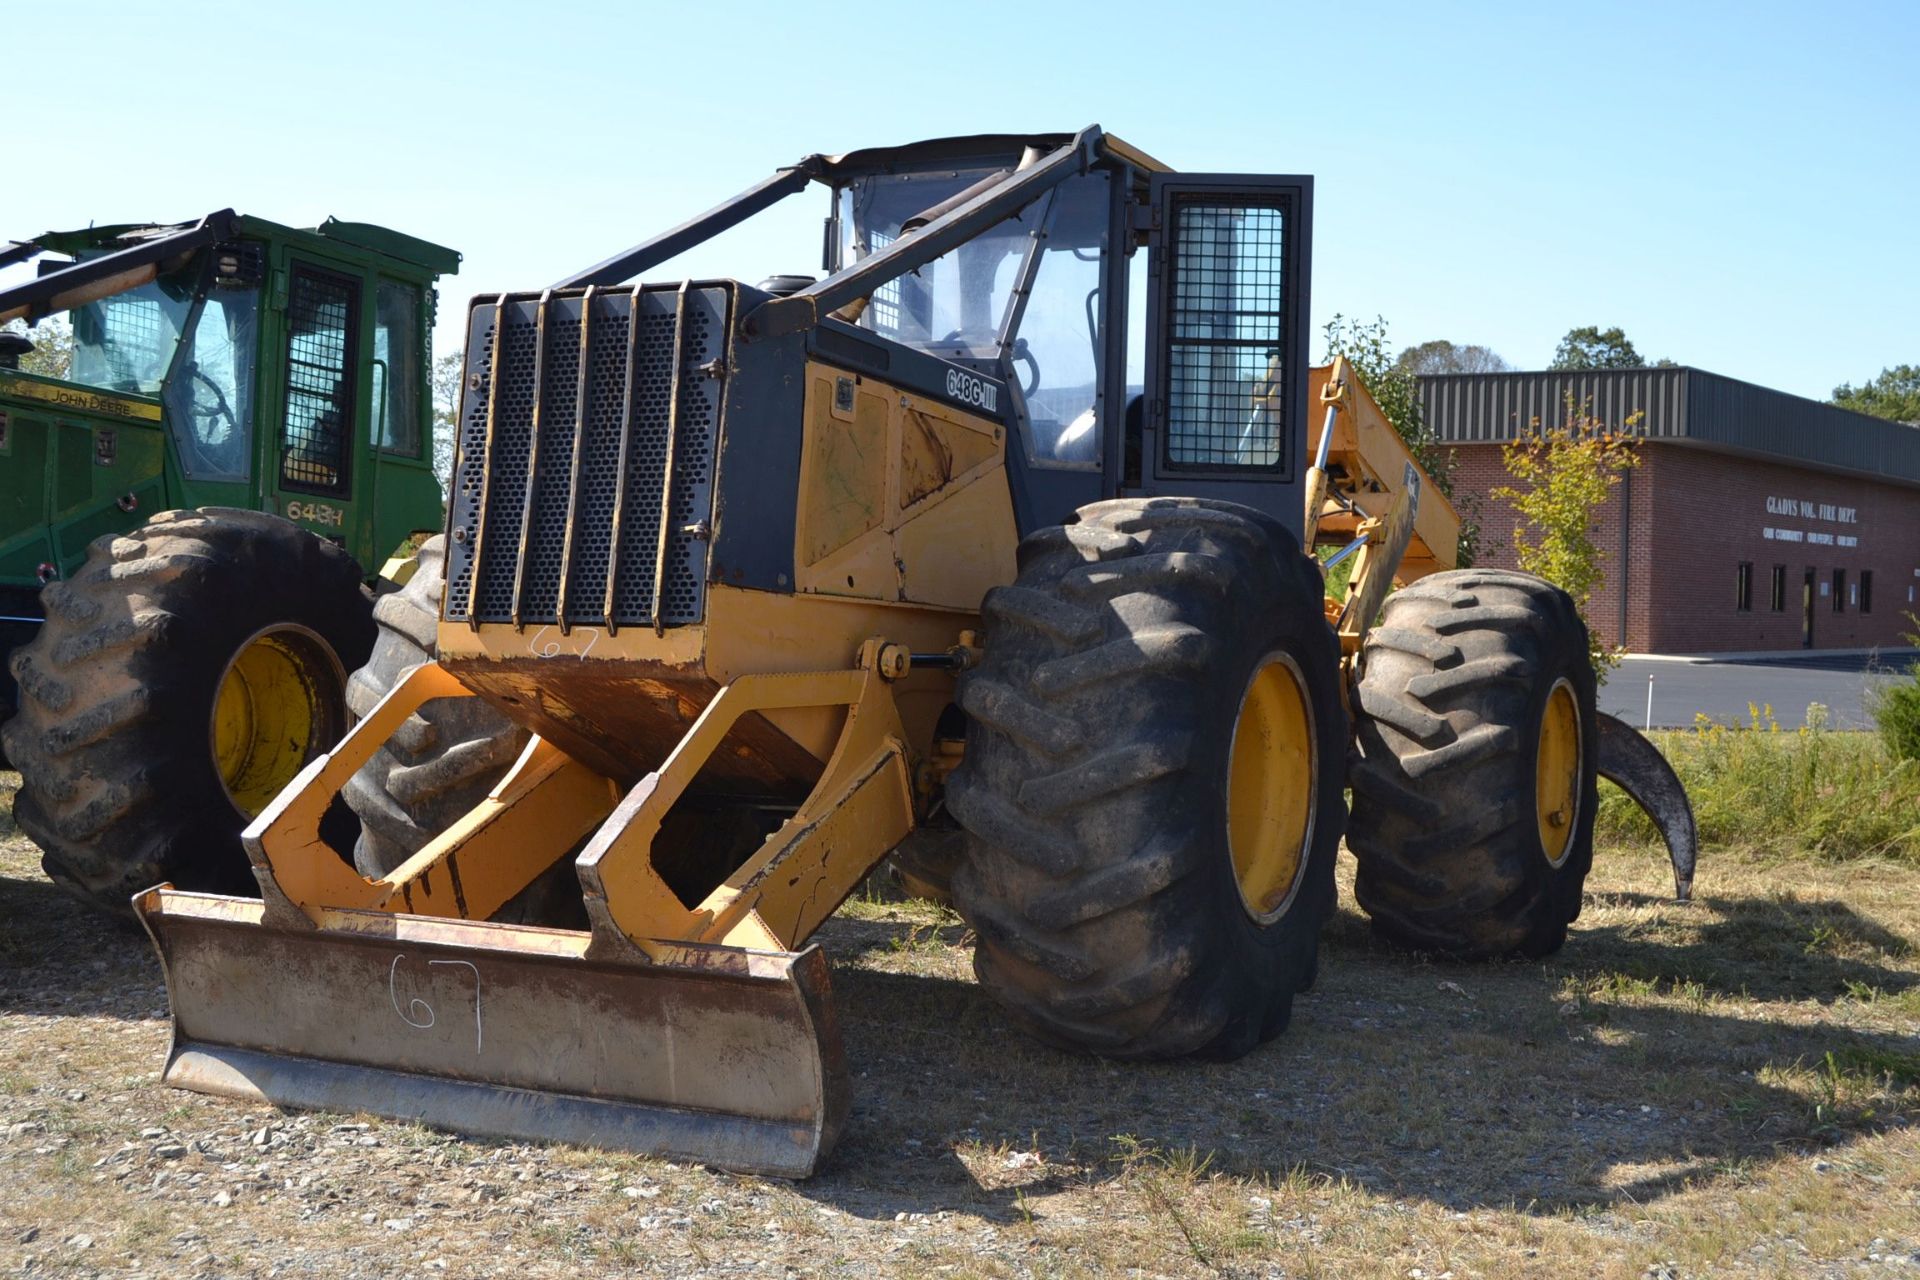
[[1347, 568, 1598, 958], [338, 537, 579, 925], [3, 508, 374, 915], [342, 537, 525, 874], [886, 826, 965, 905], [947, 498, 1347, 1060]]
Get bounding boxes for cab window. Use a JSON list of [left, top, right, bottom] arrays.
[[838, 169, 1111, 468], [1005, 171, 1109, 468], [70, 271, 195, 395], [1162, 199, 1289, 470], [373, 280, 422, 457], [839, 169, 1039, 357], [164, 281, 260, 482]]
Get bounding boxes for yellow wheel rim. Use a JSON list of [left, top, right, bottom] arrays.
[[210, 625, 345, 818], [1535, 677, 1582, 868], [1226, 652, 1317, 924]]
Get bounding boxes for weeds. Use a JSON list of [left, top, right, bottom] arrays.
[[1110, 1138, 1220, 1268], [1597, 705, 1920, 859], [1841, 980, 1920, 1018], [886, 909, 964, 956]]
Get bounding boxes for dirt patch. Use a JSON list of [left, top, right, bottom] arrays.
[[3, 771, 1918, 1277]]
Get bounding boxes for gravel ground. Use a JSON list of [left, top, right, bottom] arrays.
[[4, 769, 1919, 1278]]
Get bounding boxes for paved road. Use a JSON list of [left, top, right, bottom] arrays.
[[1601, 651, 1919, 730]]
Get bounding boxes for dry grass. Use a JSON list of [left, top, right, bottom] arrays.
[[3, 768, 1918, 1277]]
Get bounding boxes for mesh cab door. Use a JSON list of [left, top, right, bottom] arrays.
[[1141, 174, 1312, 531], [277, 262, 361, 500], [265, 256, 367, 552]]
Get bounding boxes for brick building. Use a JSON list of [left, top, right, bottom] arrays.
[[1420, 367, 1920, 654]]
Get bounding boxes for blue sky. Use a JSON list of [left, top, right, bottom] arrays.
[[8, 0, 1916, 400]]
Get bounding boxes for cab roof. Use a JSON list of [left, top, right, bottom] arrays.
[[812, 128, 1170, 182], [30, 214, 460, 278]]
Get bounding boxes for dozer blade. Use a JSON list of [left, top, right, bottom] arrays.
[[133, 887, 849, 1179]]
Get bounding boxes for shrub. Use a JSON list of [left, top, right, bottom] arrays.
[[1872, 664, 1920, 763], [1869, 612, 1920, 764]]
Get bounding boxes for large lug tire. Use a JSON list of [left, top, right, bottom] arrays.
[[342, 536, 524, 875], [886, 825, 965, 905], [2, 508, 375, 915], [339, 536, 578, 926], [947, 498, 1348, 1061], [1347, 568, 1599, 958]]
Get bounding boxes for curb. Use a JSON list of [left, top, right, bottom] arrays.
[[1622, 648, 1920, 665]]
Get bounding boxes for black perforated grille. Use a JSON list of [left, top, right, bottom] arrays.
[[280, 266, 358, 494], [1162, 200, 1288, 472], [443, 285, 728, 629]]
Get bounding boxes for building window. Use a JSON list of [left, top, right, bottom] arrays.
[[1736, 562, 1753, 612], [1861, 570, 1873, 614], [1832, 568, 1846, 613], [1770, 564, 1786, 612]]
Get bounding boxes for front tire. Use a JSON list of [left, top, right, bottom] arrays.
[[3, 508, 374, 914], [948, 498, 1347, 1060], [339, 536, 581, 926], [342, 535, 527, 879]]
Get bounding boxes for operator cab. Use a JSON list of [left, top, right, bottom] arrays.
[[0, 213, 459, 586], [555, 125, 1313, 537], [797, 129, 1313, 531], [34, 219, 449, 493]]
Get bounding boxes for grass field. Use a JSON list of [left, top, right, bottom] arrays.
[[3, 766, 1918, 1277]]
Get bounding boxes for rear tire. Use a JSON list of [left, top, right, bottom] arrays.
[[3, 508, 374, 915], [948, 498, 1347, 1060], [1347, 568, 1598, 958]]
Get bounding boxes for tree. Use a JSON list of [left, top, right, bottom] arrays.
[[1490, 396, 1641, 680], [1, 316, 73, 380], [1832, 364, 1920, 425], [431, 349, 465, 496], [1549, 325, 1643, 371], [1395, 338, 1511, 376]]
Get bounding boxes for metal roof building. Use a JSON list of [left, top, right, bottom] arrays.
[[1418, 367, 1920, 654], [1419, 367, 1920, 491]]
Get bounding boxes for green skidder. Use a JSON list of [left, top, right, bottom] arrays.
[[0, 211, 458, 914]]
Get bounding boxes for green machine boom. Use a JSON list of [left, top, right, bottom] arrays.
[[0, 209, 459, 913]]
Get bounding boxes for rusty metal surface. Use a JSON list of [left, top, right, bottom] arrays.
[[135, 888, 849, 1178], [442, 654, 822, 793], [1595, 712, 1699, 901]]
